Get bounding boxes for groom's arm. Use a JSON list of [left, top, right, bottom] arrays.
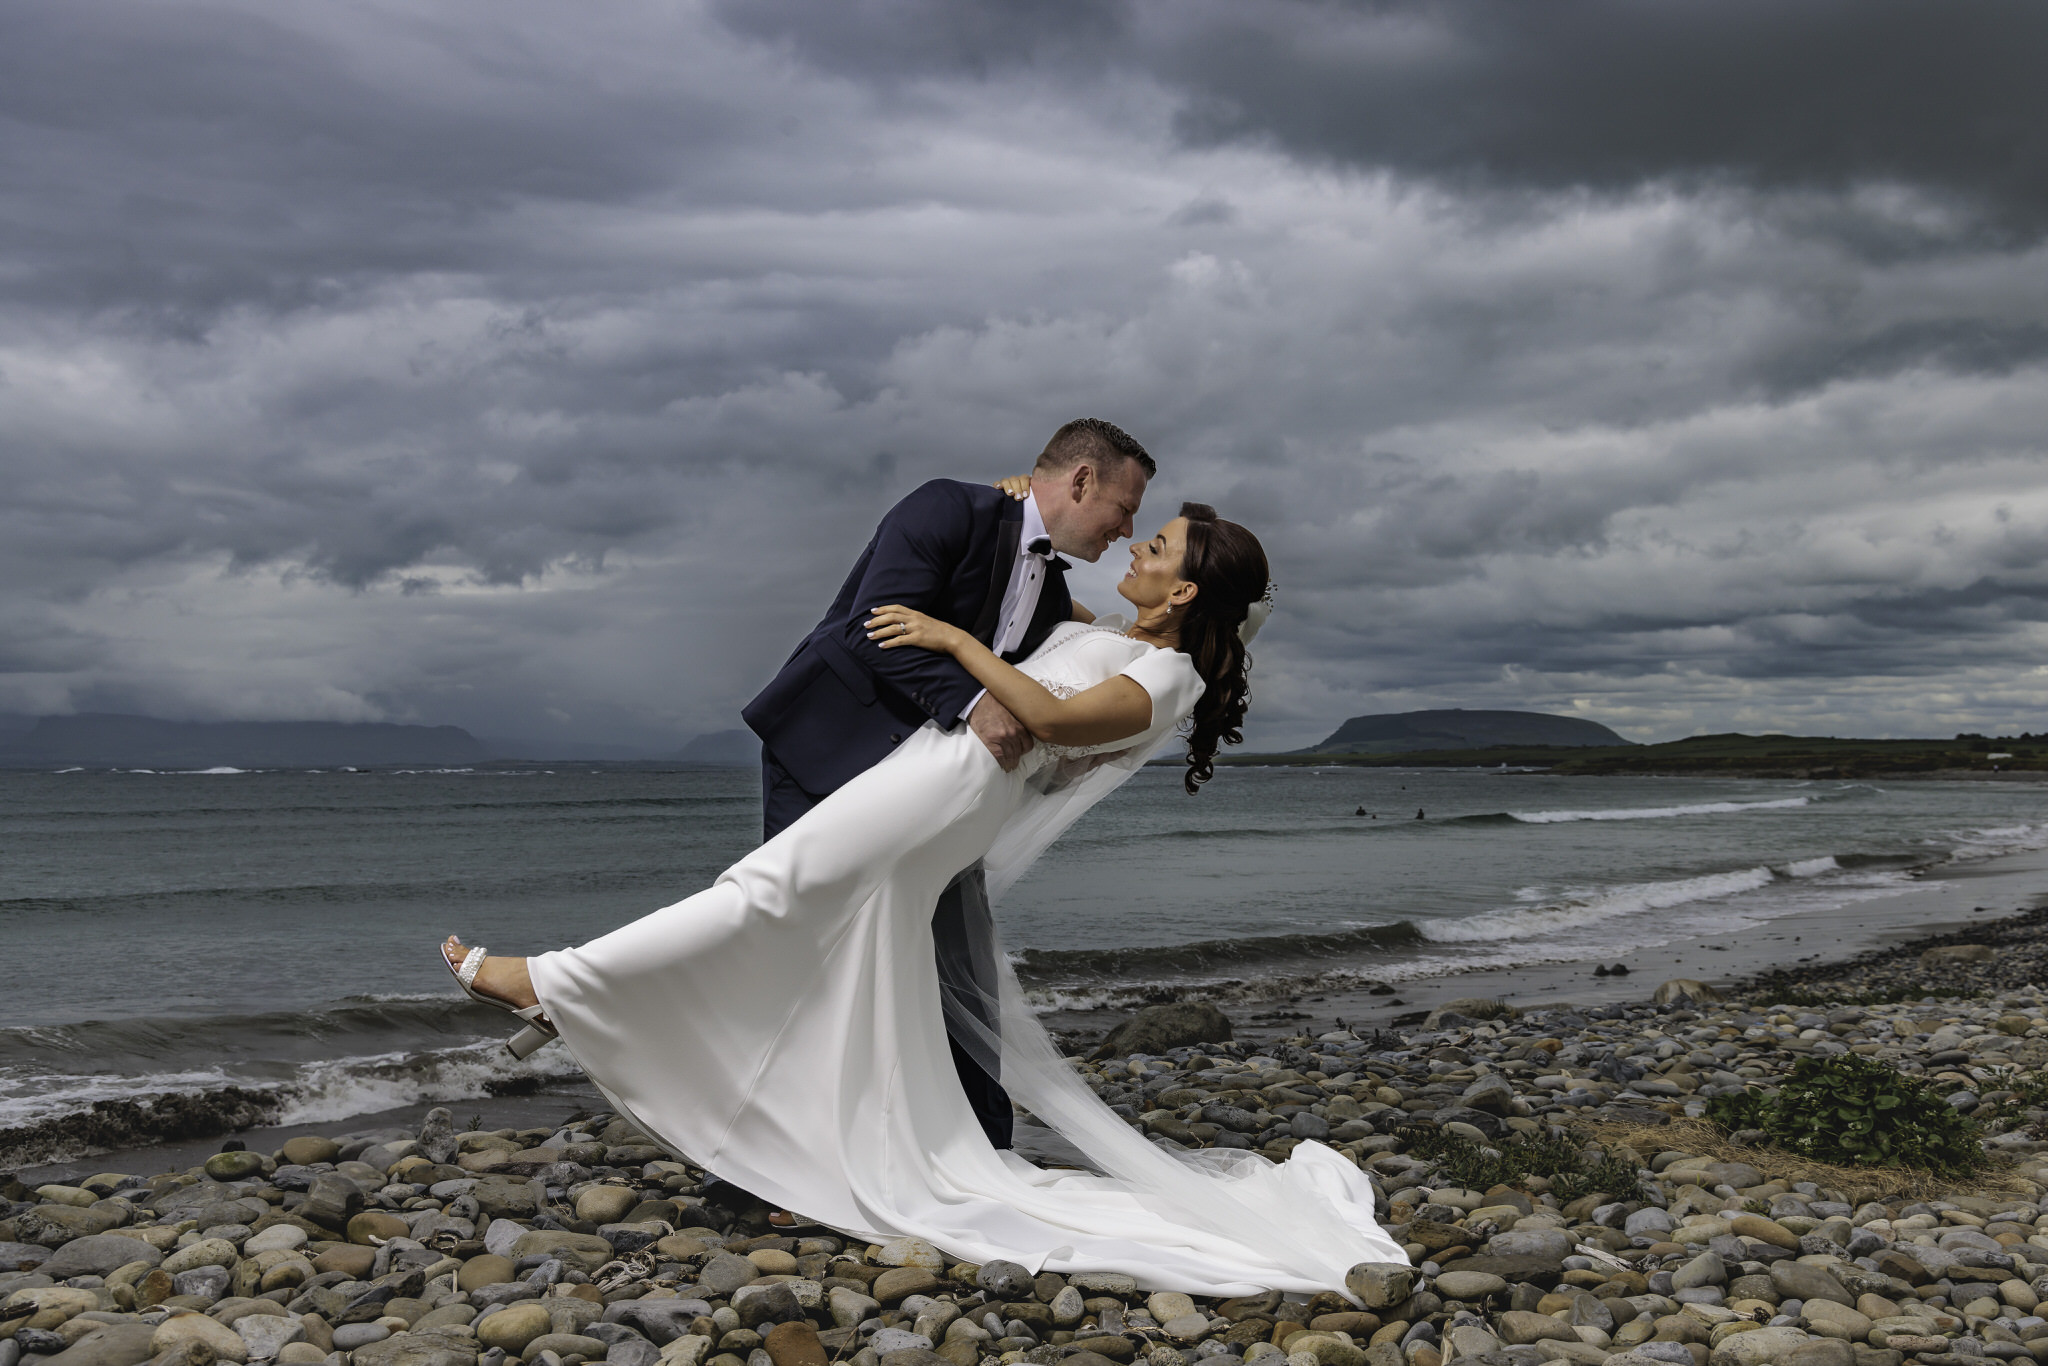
[[828, 481, 988, 725]]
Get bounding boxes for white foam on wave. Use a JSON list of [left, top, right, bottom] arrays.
[[1422, 865, 1779, 943], [54, 767, 84, 774], [275, 1043, 584, 1125], [0, 1065, 236, 1130], [1784, 856, 1840, 877], [176, 767, 249, 775], [1508, 797, 1811, 824], [1945, 823, 2048, 863], [0, 1038, 584, 1136]]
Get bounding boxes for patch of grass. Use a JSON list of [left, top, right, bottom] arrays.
[[1705, 1054, 1987, 1177], [1589, 1117, 2030, 1205], [1403, 1125, 1644, 1203]]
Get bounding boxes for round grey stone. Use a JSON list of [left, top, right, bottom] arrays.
[[41, 1235, 163, 1279], [331, 1324, 392, 1350]]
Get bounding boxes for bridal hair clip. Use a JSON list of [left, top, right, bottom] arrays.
[[1238, 585, 1275, 646]]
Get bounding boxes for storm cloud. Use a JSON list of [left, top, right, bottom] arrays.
[[2, 0, 2044, 750]]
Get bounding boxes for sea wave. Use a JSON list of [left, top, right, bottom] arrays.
[[1421, 865, 1780, 943], [1944, 823, 2048, 863], [1504, 797, 1813, 824], [1011, 921, 1426, 984], [0, 1000, 587, 1166]]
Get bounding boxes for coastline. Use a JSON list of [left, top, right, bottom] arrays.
[[1037, 845, 2048, 1054], [11, 877, 2048, 1366], [13, 844, 2048, 1188]]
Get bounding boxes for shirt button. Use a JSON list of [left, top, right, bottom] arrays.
[[890, 733, 903, 743]]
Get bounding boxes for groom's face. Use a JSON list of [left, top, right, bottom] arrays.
[[1044, 460, 1147, 562]]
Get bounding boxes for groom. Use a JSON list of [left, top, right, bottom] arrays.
[[743, 417, 1154, 1147]]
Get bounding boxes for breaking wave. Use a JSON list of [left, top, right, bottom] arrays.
[[0, 996, 586, 1168], [1504, 796, 1814, 823], [1011, 921, 1426, 985]]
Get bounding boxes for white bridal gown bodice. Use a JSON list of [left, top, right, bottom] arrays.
[[528, 621, 1404, 1295]]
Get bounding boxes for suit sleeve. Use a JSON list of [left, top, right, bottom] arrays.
[[828, 481, 987, 725]]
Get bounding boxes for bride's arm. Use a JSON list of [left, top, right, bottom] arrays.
[[865, 604, 1151, 747]]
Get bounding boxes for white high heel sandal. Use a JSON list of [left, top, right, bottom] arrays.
[[443, 943, 558, 1060]]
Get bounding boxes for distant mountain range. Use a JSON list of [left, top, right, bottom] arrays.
[[0, 706, 1630, 770], [1304, 708, 1632, 754], [0, 714, 488, 769], [0, 711, 766, 769], [671, 729, 760, 766]]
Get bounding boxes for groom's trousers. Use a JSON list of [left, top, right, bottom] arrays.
[[763, 749, 1016, 1150]]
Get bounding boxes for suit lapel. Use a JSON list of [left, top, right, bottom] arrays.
[[969, 505, 1023, 647]]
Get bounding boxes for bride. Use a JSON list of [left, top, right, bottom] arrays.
[[441, 502, 1403, 1294]]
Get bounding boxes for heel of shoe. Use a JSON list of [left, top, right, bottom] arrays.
[[506, 1025, 553, 1060]]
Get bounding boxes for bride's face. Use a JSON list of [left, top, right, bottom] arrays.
[[1117, 517, 1195, 612]]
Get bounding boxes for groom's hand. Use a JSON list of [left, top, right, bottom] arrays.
[[969, 694, 1033, 771]]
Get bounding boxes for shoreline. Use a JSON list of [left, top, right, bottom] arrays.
[[13, 846, 2048, 1187], [11, 898, 2048, 1366], [1038, 846, 2048, 1055]]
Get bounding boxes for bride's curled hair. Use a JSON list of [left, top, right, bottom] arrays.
[[1174, 502, 1269, 795]]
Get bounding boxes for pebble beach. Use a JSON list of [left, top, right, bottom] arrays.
[[9, 903, 2048, 1366]]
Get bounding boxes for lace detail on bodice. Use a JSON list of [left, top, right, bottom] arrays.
[[1013, 622, 1153, 789]]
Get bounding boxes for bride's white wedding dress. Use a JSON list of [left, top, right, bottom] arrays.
[[528, 621, 1403, 1295]]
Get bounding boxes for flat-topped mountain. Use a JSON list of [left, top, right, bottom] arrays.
[[0, 713, 488, 768], [1306, 708, 1632, 754]]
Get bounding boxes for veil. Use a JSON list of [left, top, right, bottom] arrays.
[[932, 618, 1397, 1290]]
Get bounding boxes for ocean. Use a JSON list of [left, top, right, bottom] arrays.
[[5, 762, 2047, 1166]]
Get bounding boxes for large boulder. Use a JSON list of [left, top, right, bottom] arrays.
[[13, 1204, 121, 1247], [1653, 978, 1721, 1005], [1088, 1003, 1232, 1060], [40, 1322, 160, 1366], [349, 1328, 481, 1366], [151, 1311, 251, 1364], [41, 1235, 163, 1279], [0, 1241, 50, 1271]]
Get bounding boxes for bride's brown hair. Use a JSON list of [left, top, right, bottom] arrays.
[[1173, 502, 1269, 795]]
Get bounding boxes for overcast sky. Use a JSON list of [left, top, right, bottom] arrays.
[[4, 0, 2046, 752]]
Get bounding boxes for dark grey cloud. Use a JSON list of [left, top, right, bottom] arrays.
[[722, 0, 2048, 232], [2, 0, 2046, 749]]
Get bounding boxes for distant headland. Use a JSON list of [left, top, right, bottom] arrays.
[[1301, 707, 1631, 754], [1230, 716, 2048, 779]]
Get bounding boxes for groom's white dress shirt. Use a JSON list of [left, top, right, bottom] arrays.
[[964, 491, 1055, 718]]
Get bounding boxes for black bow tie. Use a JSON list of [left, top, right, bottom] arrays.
[[1025, 536, 1068, 570]]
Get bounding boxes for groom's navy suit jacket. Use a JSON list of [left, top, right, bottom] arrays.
[[742, 479, 1073, 799]]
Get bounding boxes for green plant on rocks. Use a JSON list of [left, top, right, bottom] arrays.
[[1973, 1064, 2048, 1126], [1705, 1052, 1986, 1176], [1403, 1126, 1643, 1202]]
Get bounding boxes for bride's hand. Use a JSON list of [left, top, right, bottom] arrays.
[[865, 604, 968, 656], [992, 475, 1031, 500]]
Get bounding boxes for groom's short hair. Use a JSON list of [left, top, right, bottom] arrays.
[[1034, 418, 1156, 481]]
